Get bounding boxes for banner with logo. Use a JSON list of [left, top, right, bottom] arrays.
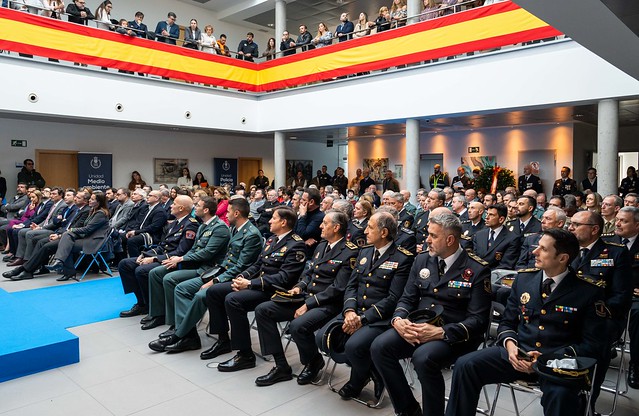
[[213, 158, 238, 188], [78, 153, 112, 191]]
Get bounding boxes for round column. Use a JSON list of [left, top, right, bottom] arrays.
[[406, 118, 420, 205], [275, 0, 286, 50], [597, 99, 618, 197], [274, 131, 286, 188]]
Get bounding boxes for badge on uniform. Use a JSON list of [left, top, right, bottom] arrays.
[[360, 257, 367, 265], [295, 251, 306, 262], [185, 230, 196, 239], [380, 261, 399, 270], [328, 260, 342, 265], [520, 292, 530, 304], [463, 230, 469, 236], [404, 220, 410, 228], [555, 305, 577, 313], [595, 300, 608, 318], [495, 252, 503, 261], [203, 231, 212, 237], [591, 259, 614, 267], [419, 268, 430, 279], [448, 281, 472, 288], [350, 258, 356, 269], [463, 268, 473, 281]]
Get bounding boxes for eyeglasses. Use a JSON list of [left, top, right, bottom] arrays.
[[568, 221, 596, 228]]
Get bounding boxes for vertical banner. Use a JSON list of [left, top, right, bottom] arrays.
[[78, 153, 112, 191], [213, 158, 238, 188]]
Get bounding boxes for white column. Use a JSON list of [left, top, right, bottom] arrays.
[[406, 119, 420, 205], [597, 99, 618, 197], [275, 0, 286, 47], [407, 0, 421, 24], [274, 131, 286, 188]]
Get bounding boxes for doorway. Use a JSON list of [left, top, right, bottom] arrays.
[[518, 149, 556, 195], [238, 158, 262, 187], [36, 150, 78, 189], [419, 153, 444, 189]]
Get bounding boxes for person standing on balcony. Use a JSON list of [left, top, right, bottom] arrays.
[[66, 0, 94, 25], [237, 32, 259, 62], [335, 12, 354, 42], [129, 11, 148, 38], [155, 12, 179, 45]]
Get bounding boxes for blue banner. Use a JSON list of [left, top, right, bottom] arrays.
[[78, 153, 112, 191], [213, 158, 238, 188]]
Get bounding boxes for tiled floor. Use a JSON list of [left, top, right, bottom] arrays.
[[1, 264, 638, 416]]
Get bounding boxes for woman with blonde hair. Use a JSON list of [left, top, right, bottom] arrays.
[[375, 6, 391, 33], [390, 0, 407, 27], [353, 12, 373, 38], [200, 25, 217, 54], [312, 22, 333, 48]]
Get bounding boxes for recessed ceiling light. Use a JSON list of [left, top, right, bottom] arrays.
[[267, 23, 274, 27], [290, 136, 297, 140]]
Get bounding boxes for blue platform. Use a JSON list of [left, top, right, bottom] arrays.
[[0, 278, 134, 383]]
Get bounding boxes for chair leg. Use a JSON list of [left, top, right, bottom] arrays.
[[489, 384, 501, 416], [509, 384, 521, 416]]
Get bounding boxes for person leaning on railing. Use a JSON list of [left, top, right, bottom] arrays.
[[312, 22, 332, 48], [353, 12, 373, 39], [66, 0, 94, 25], [42, 0, 64, 19], [216, 34, 230, 57], [183, 18, 201, 50], [200, 25, 217, 54]]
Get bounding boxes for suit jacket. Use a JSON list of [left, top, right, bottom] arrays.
[[472, 227, 521, 269], [154, 21, 179, 44], [61, 205, 89, 233], [110, 199, 134, 230], [394, 249, 492, 344], [128, 20, 148, 38], [506, 216, 542, 238], [133, 203, 168, 243], [516, 233, 542, 270], [124, 201, 149, 231], [581, 178, 597, 193], [294, 208, 324, 256], [2, 194, 29, 219], [497, 269, 607, 360], [23, 200, 53, 227], [518, 174, 543, 194], [50, 204, 79, 232], [150, 216, 200, 262], [296, 239, 359, 309], [215, 221, 263, 283], [239, 232, 307, 291], [359, 176, 376, 196], [69, 210, 110, 254], [41, 200, 68, 228], [343, 243, 414, 325], [182, 217, 231, 274]]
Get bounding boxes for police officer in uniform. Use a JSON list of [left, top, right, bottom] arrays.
[[518, 164, 543, 194], [506, 195, 542, 237], [205, 206, 306, 372], [316, 211, 414, 400], [516, 206, 566, 269], [379, 205, 417, 255], [429, 164, 449, 190], [414, 189, 445, 252], [552, 166, 578, 197], [372, 211, 492, 416], [254, 211, 359, 386], [142, 197, 230, 330], [461, 201, 485, 250], [149, 198, 263, 353], [472, 204, 521, 270], [118, 195, 199, 318], [446, 229, 608, 416]]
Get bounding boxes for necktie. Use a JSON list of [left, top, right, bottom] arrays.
[[324, 243, 331, 257], [580, 248, 589, 259], [520, 222, 525, 232], [438, 259, 446, 277], [542, 277, 553, 298], [232, 227, 238, 237], [373, 249, 380, 264], [622, 238, 630, 247], [43, 201, 59, 226], [140, 205, 153, 229], [488, 230, 495, 248]]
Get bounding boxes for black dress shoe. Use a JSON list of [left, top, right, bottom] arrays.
[[159, 326, 176, 339], [11, 271, 34, 281], [217, 353, 256, 372], [3, 254, 15, 262], [148, 334, 179, 352], [255, 365, 293, 386], [165, 335, 202, 353], [200, 340, 232, 360], [56, 274, 75, 282], [297, 354, 325, 385], [629, 362, 639, 389], [370, 368, 385, 399], [338, 382, 362, 400], [33, 266, 50, 276], [3, 266, 24, 278], [397, 400, 422, 416], [141, 316, 165, 330], [46, 260, 64, 272], [140, 315, 153, 324], [119, 304, 148, 318]]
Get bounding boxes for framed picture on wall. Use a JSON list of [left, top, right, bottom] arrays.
[[460, 155, 497, 174], [286, 160, 313, 186], [363, 158, 389, 184], [154, 158, 189, 183]]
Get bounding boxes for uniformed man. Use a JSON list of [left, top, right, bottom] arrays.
[[316, 211, 413, 400], [451, 166, 472, 191], [518, 164, 543, 194], [552, 166, 578, 197], [568, 210, 632, 406], [118, 195, 199, 318], [142, 197, 230, 330], [446, 229, 608, 416], [400, 190, 417, 216], [388, 192, 414, 230], [414, 189, 445, 252], [601, 194, 623, 236], [205, 206, 306, 372], [253, 211, 359, 386], [148, 198, 262, 354], [619, 166, 638, 197], [372, 211, 492, 416], [506, 195, 542, 237], [460, 201, 485, 250], [379, 205, 417, 255], [429, 164, 449, 190], [516, 206, 566, 269], [471, 204, 521, 270]]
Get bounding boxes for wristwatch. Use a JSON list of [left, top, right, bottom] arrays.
[[359, 314, 368, 326]]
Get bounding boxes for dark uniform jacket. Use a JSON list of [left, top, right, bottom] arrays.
[[396, 227, 417, 255], [394, 249, 492, 344], [413, 210, 430, 245], [552, 178, 577, 196], [516, 233, 542, 270], [215, 221, 263, 283], [347, 218, 367, 248], [182, 217, 231, 274], [429, 172, 449, 190], [497, 269, 607, 359], [144, 216, 200, 262], [399, 208, 414, 230], [240, 232, 306, 292], [506, 216, 542, 238], [604, 235, 639, 290], [472, 226, 521, 269], [570, 238, 632, 322], [296, 239, 359, 309], [518, 174, 543, 194], [343, 243, 414, 325], [461, 219, 486, 250], [294, 208, 324, 256], [619, 176, 639, 197]]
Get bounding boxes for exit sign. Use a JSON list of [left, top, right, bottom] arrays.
[[468, 146, 480, 153], [11, 140, 27, 147]]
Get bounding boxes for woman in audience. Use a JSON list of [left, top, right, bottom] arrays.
[[353, 12, 373, 38], [184, 19, 201, 50], [585, 191, 602, 213], [94, 0, 113, 30], [440, 0, 459, 15], [4, 190, 41, 254], [200, 25, 217, 54], [261, 37, 277, 60], [177, 167, 191, 188], [390, 0, 408, 28], [312, 22, 333, 48], [354, 199, 373, 226], [128, 171, 146, 191], [192, 171, 208, 188], [43, 0, 65, 19], [213, 186, 230, 225], [170, 186, 179, 201], [375, 6, 391, 33], [419, 0, 441, 21], [495, 190, 505, 204]]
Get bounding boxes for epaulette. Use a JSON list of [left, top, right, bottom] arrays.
[[345, 241, 358, 250], [352, 222, 363, 229], [397, 246, 414, 256], [292, 234, 303, 241], [188, 217, 199, 223], [523, 232, 538, 237], [460, 235, 471, 241], [400, 227, 414, 234], [517, 268, 539, 273], [576, 272, 607, 288], [360, 243, 374, 248], [461, 220, 471, 224], [604, 240, 624, 247], [467, 252, 489, 266]]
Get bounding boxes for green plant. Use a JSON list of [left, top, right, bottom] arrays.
[[473, 165, 515, 193]]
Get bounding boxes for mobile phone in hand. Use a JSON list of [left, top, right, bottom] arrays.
[[517, 347, 533, 362]]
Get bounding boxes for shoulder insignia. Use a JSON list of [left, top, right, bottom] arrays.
[[467, 252, 489, 266], [360, 243, 374, 248], [397, 246, 414, 256], [345, 241, 358, 250], [461, 220, 471, 224], [461, 235, 471, 241], [517, 268, 539, 273], [292, 234, 303, 241], [595, 300, 611, 318], [400, 227, 414, 234], [576, 274, 607, 288], [188, 217, 199, 223], [604, 240, 624, 247]]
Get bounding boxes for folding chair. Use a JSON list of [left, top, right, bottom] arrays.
[[73, 228, 114, 281], [599, 312, 632, 416]]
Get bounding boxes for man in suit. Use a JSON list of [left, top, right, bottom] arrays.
[[446, 229, 608, 416], [516, 206, 566, 269], [382, 170, 400, 192], [253, 211, 359, 386], [452, 195, 468, 222], [105, 188, 118, 216], [429, 164, 449, 190], [581, 167, 597, 193], [315, 211, 413, 399], [461, 201, 485, 250], [568, 210, 632, 406], [332, 167, 349, 196], [142, 197, 230, 330], [256, 189, 281, 237], [372, 211, 492, 416], [506, 195, 542, 237], [359, 168, 376, 196], [125, 190, 168, 257], [109, 188, 134, 231], [4, 191, 87, 280], [205, 206, 306, 372], [154, 12, 179, 44], [472, 203, 521, 270], [148, 198, 263, 354], [129, 11, 148, 38], [451, 166, 472, 191], [414, 189, 445, 252], [294, 188, 324, 257], [552, 166, 578, 197], [118, 196, 199, 319], [5, 192, 53, 263], [517, 164, 543, 194], [0, 183, 29, 243]]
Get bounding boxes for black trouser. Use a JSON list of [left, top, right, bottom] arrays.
[[372, 328, 480, 416], [591, 318, 626, 406], [118, 257, 159, 306], [630, 307, 639, 363], [445, 346, 581, 416], [23, 238, 60, 272]]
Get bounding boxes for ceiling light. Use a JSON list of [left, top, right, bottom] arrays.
[[267, 23, 274, 27]]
